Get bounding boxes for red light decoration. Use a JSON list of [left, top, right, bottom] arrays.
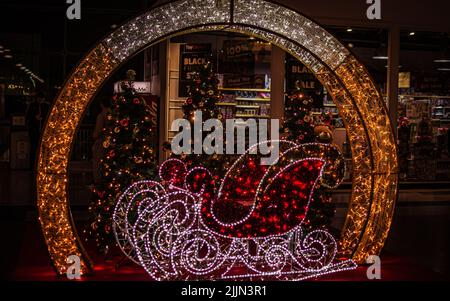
[[113, 141, 355, 280]]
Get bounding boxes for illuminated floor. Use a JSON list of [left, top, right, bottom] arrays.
[[7, 221, 448, 281]]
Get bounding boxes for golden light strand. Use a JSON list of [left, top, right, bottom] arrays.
[[37, 0, 397, 275]]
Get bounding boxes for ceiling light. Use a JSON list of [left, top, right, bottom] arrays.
[[4, 54, 13, 59], [437, 68, 450, 71], [409, 32, 415, 36], [373, 56, 388, 60], [348, 43, 354, 48], [20, 66, 26, 70], [16, 63, 22, 67], [347, 28, 353, 32], [434, 59, 450, 63]]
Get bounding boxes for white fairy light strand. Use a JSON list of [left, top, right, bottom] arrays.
[[113, 141, 357, 280]]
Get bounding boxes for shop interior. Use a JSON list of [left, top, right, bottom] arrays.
[[60, 29, 450, 191]]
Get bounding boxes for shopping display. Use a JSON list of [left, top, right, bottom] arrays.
[[29, 0, 398, 280], [3, 0, 450, 292]]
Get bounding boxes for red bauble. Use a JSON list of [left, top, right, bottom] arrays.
[[120, 118, 129, 127]]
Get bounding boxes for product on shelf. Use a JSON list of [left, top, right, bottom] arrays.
[[217, 87, 271, 119]]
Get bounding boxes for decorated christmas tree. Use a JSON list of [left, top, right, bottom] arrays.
[[281, 83, 337, 232], [282, 83, 316, 144], [88, 80, 158, 252], [166, 62, 230, 178]]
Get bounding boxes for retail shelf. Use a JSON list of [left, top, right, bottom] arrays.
[[312, 112, 339, 115], [235, 97, 271, 102], [236, 105, 260, 109], [387, 94, 450, 99], [235, 114, 271, 118], [216, 102, 237, 106], [219, 87, 271, 92]]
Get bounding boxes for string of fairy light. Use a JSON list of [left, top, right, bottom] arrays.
[[36, 0, 397, 275], [113, 143, 357, 280]]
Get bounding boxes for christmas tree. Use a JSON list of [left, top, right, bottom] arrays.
[[282, 83, 316, 144], [167, 62, 230, 178], [281, 83, 337, 232], [88, 81, 158, 251]]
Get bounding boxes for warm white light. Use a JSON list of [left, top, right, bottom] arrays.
[[36, 0, 398, 275]]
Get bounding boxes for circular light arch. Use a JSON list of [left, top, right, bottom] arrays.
[[37, 0, 398, 275]]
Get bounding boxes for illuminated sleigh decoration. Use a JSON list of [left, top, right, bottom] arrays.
[[113, 141, 357, 280]]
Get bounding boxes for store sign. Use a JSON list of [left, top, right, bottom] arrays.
[[414, 74, 448, 93], [179, 43, 212, 97], [220, 40, 271, 89], [140, 94, 159, 131], [114, 81, 151, 94], [222, 74, 268, 89], [285, 55, 324, 107], [398, 72, 411, 89], [6, 83, 30, 96], [221, 40, 271, 75], [223, 40, 252, 60]]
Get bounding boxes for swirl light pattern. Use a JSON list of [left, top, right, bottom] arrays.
[[113, 142, 357, 280], [37, 0, 397, 275]]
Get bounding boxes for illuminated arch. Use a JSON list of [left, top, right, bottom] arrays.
[[37, 0, 398, 275]]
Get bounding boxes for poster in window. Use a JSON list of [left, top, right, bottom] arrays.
[[285, 54, 324, 108], [179, 44, 212, 97]]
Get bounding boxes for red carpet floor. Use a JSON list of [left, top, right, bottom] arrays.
[[8, 222, 449, 281]]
